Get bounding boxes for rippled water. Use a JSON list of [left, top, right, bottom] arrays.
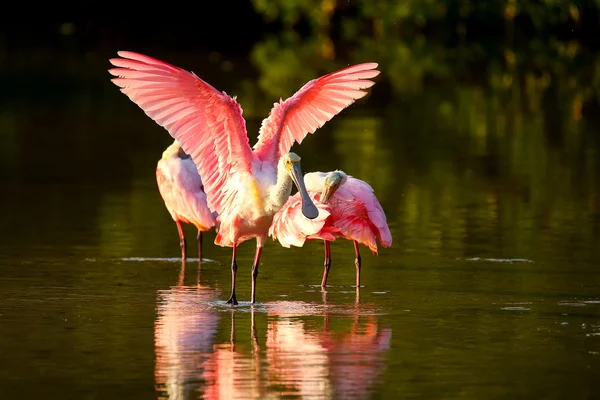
[[2, 24, 600, 399]]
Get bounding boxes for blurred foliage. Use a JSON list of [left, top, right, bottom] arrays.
[[252, 0, 336, 30], [251, 0, 600, 34], [249, 31, 336, 99], [249, 0, 600, 105]]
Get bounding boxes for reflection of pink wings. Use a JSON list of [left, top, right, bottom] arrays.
[[321, 318, 392, 399], [266, 318, 330, 398], [156, 156, 216, 230], [253, 63, 380, 165], [269, 193, 337, 248], [265, 309, 391, 399], [154, 287, 221, 399], [202, 345, 263, 400]]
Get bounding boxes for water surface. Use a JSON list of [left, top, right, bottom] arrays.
[[1, 21, 600, 399]]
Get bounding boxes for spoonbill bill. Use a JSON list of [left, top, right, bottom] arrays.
[[270, 170, 392, 288], [108, 51, 379, 304], [156, 139, 216, 261]]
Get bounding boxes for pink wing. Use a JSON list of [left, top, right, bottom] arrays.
[[328, 198, 379, 253], [342, 178, 392, 248], [109, 51, 253, 217], [269, 193, 336, 248], [253, 63, 380, 164]]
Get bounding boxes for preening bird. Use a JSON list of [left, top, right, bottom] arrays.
[[156, 139, 216, 261], [109, 51, 379, 304], [270, 170, 392, 288]]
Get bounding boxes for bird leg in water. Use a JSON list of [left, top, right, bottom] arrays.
[[176, 220, 186, 260], [321, 241, 332, 288], [226, 245, 238, 305], [250, 246, 263, 304], [354, 240, 361, 288], [197, 230, 203, 262]]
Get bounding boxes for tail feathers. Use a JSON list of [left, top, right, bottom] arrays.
[[368, 201, 392, 248]]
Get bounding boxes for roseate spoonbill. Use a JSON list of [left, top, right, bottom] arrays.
[[108, 51, 379, 304], [269, 170, 392, 288], [156, 140, 217, 261]]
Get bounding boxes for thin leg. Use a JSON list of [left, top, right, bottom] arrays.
[[226, 245, 238, 305], [250, 246, 263, 304], [321, 241, 331, 288], [196, 230, 203, 285], [197, 230, 203, 262], [176, 220, 186, 260], [353, 240, 362, 288]]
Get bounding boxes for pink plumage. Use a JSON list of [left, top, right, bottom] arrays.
[[270, 171, 392, 288], [252, 63, 379, 163], [156, 140, 217, 260], [108, 51, 379, 304], [269, 194, 337, 248]]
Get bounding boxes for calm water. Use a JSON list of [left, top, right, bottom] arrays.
[[1, 25, 600, 399]]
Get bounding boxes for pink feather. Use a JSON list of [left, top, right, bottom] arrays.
[[156, 149, 216, 231], [109, 51, 380, 249], [271, 172, 392, 254], [269, 193, 336, 248], [253, 63, 380, 164], [109, 51, 253, 221]]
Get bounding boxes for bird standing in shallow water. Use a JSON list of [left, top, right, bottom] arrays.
[[270, 170, 392, 288], [156, 139, 217, 261], [109, 51, 379, 304]]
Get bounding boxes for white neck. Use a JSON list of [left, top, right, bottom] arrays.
[[267, 162, 293, 213]]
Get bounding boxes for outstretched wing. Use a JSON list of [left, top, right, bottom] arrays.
[[109, 51, 253, 216], [252, 63, 380, 165]]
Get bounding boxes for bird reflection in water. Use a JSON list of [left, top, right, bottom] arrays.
[[154, 260, 222, 399], [155, 260, 264, 399], [201, 310, 263, 399], [265, 292, 392, 399], [155, 266, 391, 399]]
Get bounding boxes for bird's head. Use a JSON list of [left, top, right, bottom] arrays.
[[280, 152, 319, 220], [281, 152, 302, 172], [320, 170, 348, 203], [162, 139, 190, 160]]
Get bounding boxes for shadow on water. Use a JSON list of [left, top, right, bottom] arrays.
[[154, 264, 391, 399]]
